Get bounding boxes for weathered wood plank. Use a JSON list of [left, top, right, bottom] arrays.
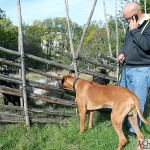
[[0, 86, 77, 107], [0, 58, 20, 67], [0, 105, 76, 117], [0, 74, 75, 96], [0, 47, 20, 56], [0, 47, 117, 81], [0, 115, 66, 124], [0, 112, 23, 118], [30, 117, 65, 124], [29, 94, 77, 107], [29, 108, 76, 117], [27, 67, 61, 80], [0, 74, 22, 84], [0, 104, 23, 111], [0, 113, 24, 123]]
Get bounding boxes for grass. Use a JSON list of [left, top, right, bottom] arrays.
[[0, 108, 150, 150]]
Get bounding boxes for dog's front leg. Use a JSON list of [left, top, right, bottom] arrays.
[[79, 107, 86, 133], [88, 110, 93, 129]]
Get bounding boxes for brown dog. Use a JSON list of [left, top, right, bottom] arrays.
[[61, 75, 150, 150]]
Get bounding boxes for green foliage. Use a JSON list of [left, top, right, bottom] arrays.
[[81, 17, 125, 59], [108, 16, 126, 57], [82, 21, 107, 57], [40, 17, 83, 62], [140, 0, 150, 13], [0, 8, 6, 19], [0, 9, 18, 50], [0, 9, 18, 62], [22, 23, 46, 69], [23, 18, 82, 66], [0, 17, 18, 50]]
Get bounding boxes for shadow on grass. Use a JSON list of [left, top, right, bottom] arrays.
[[94, 108, 112, 126], [141, 104, 150, 135]]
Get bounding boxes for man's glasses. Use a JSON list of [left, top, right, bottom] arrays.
[[125, 14, 136, 21]]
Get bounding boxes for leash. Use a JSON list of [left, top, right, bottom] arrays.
[[117, 62, 125, 86], [73, 61, 122, 89], [73, 78, 80, 91], [99, 61, 120, 84]]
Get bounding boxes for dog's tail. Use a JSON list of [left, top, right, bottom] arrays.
[[133, 96, 150, 125]]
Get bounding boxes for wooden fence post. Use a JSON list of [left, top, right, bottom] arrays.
[[17, 0, 30, 127], [64, 0, 78, 78]]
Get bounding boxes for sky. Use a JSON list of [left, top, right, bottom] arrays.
[[0, 0, 121, 26]]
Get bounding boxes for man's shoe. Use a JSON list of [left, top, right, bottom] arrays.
[[128, 132, 136, 137]]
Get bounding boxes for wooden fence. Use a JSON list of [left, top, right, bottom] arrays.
[[0, 46, 118, 126]]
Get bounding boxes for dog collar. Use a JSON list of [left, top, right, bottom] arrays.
[[73, 78, 80, 91]]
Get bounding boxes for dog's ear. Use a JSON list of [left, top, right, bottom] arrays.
[[61, 76, 67, 88], [62, 76, 66, 82], [60, 77, 64, 88]]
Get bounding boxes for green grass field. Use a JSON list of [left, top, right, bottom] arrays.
[[0, 108, 150, 150]]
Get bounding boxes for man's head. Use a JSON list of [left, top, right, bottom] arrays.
[[123, 2, 141, 23]]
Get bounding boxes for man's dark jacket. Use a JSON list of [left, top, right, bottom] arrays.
[[121, 18, 150, 66]]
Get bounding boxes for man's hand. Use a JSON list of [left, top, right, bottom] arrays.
[[118, 54, 125, 62], [129, 15, 139, 30]]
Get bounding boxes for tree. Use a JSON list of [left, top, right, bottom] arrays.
[[23, 22, 45, 56], [0, 8, 18, 61], [0, 17, 18, 50], [22, 17, 83, 69], [40, 17, 82, 62], [23, 22, 46, 69], [103, 0, 112, 57], [82, 21, 107, 57], [140, 0, 150, 13], [0, 8, 6, 19]]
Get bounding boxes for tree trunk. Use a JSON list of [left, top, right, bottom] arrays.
[[115, 0, 119, 81], [64, 0, 78, 77], [103, 0, 112, 57], [144, 0, 147, 14]]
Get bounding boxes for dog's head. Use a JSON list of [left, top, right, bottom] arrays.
[[60, 75, 75, 91]]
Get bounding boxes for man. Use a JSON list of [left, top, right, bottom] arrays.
[[118, 2, 150, 136]]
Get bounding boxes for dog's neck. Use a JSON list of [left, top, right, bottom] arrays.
[[73, 78, 80, 91]]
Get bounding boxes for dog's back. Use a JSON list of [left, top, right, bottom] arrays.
[[75, 80, 135, 110]]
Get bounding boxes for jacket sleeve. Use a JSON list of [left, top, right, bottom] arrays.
[[131, 24, 150, 51]]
